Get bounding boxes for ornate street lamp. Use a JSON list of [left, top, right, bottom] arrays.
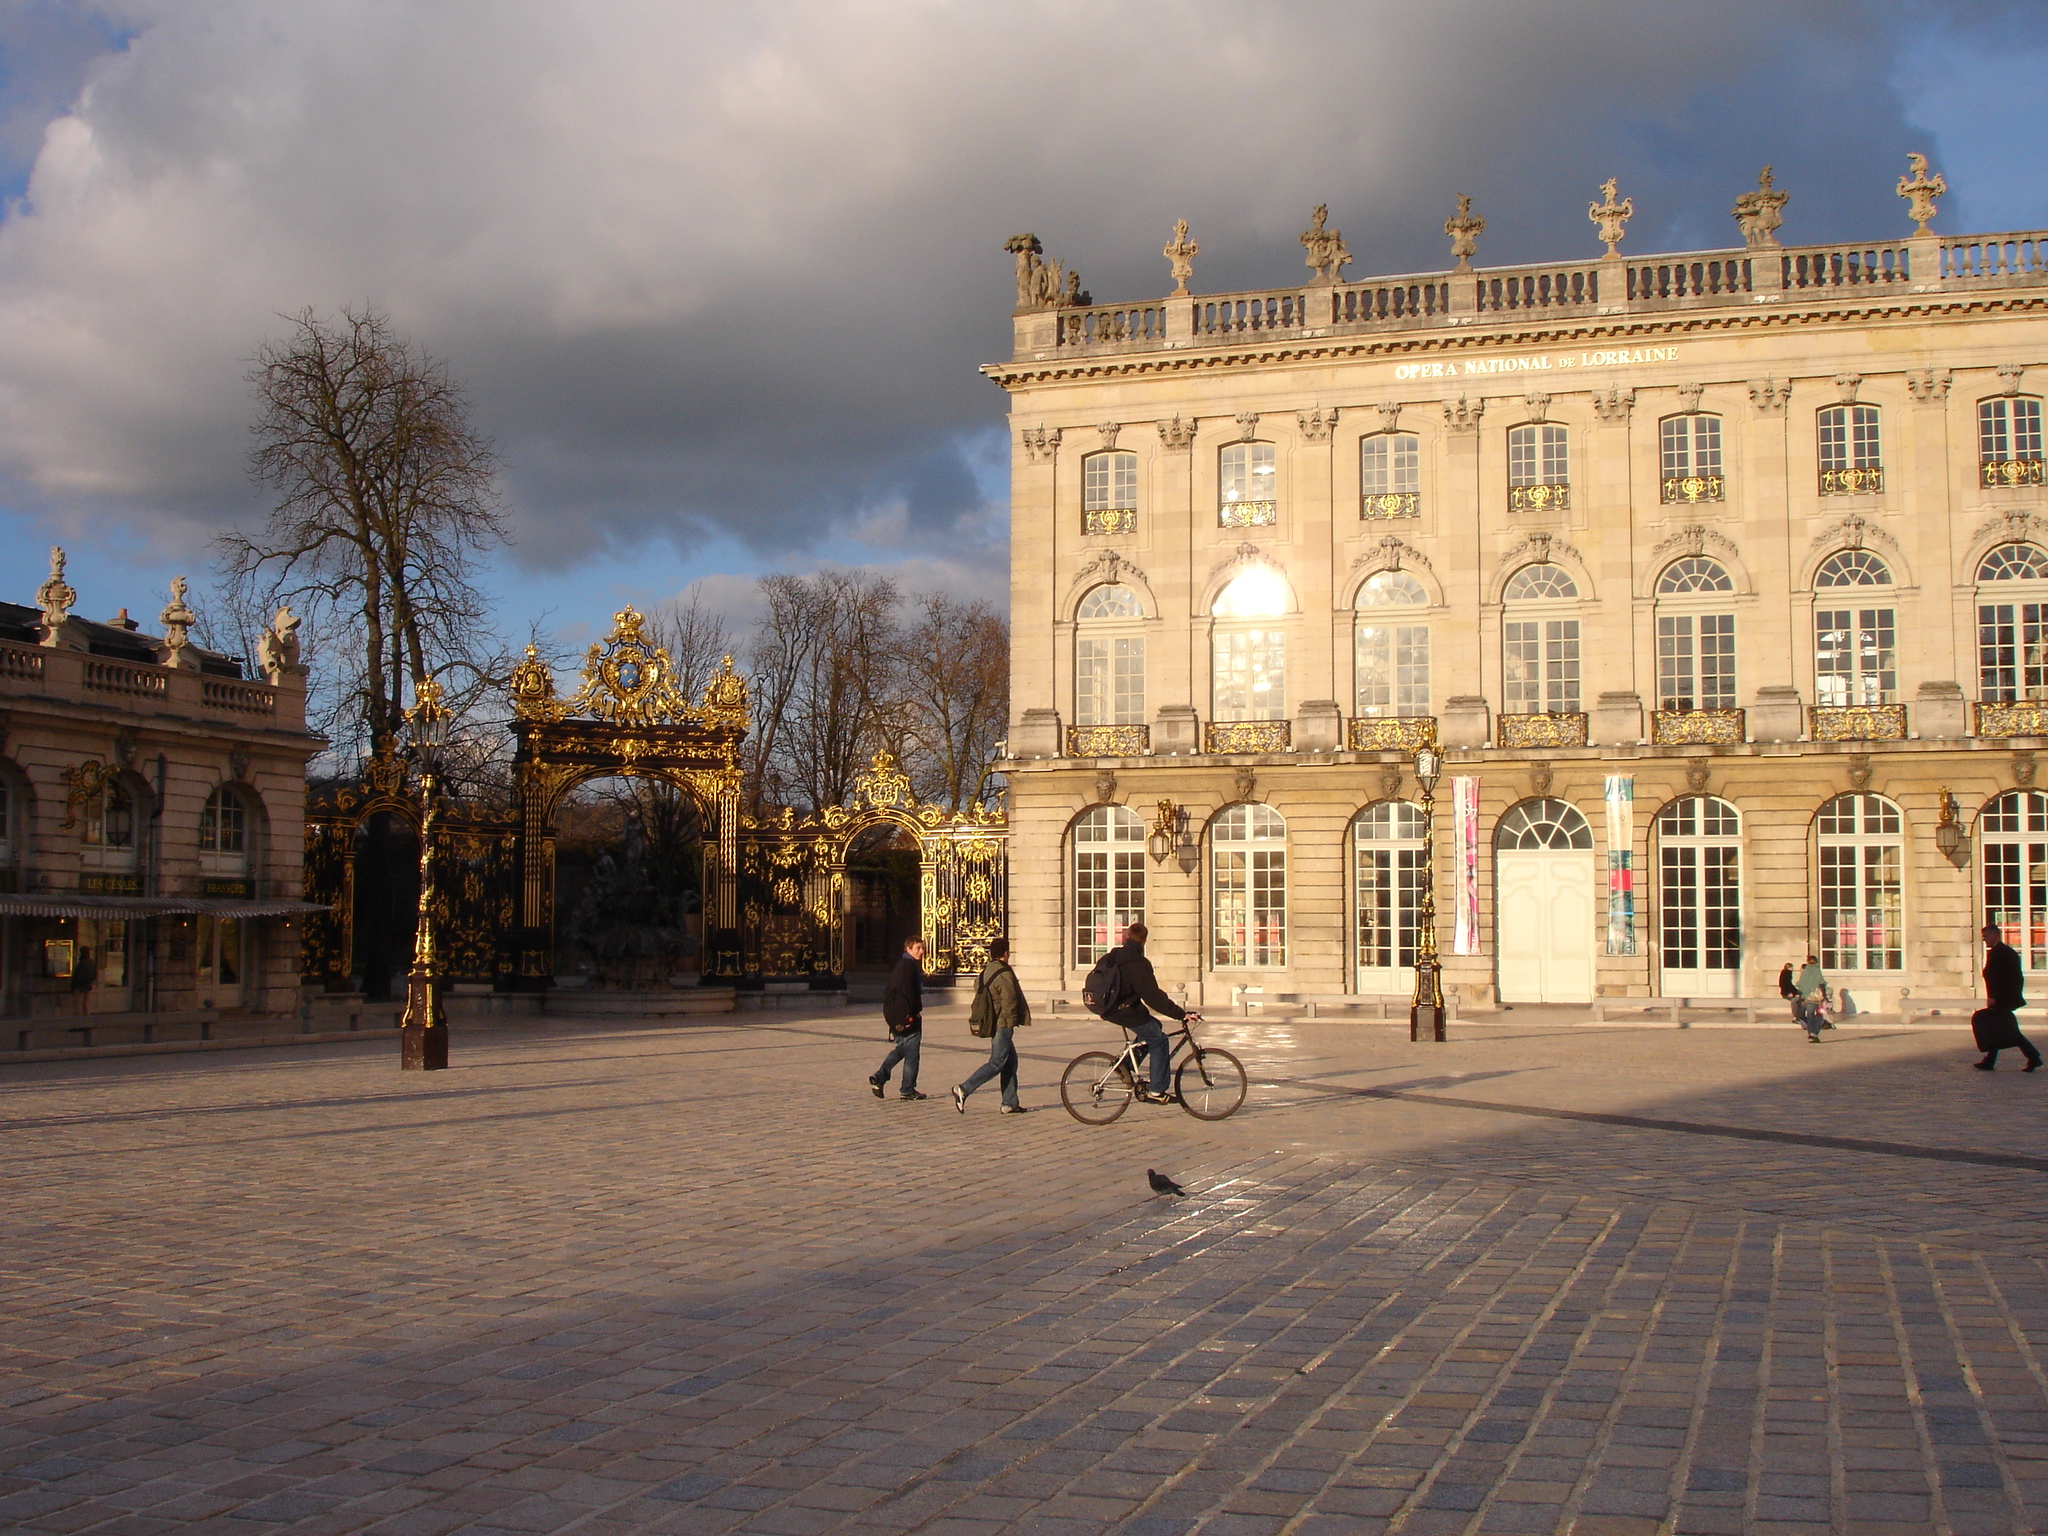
[[400, 677, 452, 1071], [1148, 800, 1202, 875], [1410, 743, 1447, 1044]]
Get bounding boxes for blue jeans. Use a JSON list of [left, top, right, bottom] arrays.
[[1124, 1014, 1171, 1094], [958, 1027, 1019, 1109], [875, 1028, 921, 1093]]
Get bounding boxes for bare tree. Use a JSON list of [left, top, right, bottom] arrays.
[[746, 570, 902, 812], [890, 594, 1009, 812], [218, 305, 510, 759], [648, 589, 734, 704]]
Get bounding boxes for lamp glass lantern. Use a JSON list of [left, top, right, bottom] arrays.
[[1414, 743, 1443, 795], [407, 676, 452, 770]]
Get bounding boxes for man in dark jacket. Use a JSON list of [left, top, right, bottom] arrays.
[[1974, 921, 2042, 1071], [1102, 922, 1187, 1104], [870, 937, 929, 1100], [953, 937, 1030, 1114]]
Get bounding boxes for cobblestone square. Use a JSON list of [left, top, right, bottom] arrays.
[[5, 1011, 2048, 1534]]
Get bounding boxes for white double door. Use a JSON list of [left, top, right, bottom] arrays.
[[1496, 850, 1595, 1004]]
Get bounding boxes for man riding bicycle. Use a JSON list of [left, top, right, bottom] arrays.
[[1098, 923, 1194, 1104]]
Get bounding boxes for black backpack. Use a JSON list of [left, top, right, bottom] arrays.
[[1082, 951, 1131, 1018]]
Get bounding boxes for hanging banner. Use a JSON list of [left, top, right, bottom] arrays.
[[1453, 776, 1480, 955], [1605, 775, 1635, 955]]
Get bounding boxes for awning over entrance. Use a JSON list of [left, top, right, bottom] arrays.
[[0, 895, 332, 919]]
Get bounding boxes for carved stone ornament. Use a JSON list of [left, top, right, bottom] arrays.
[[1748, 377, 1792, 415], [1233, 767, 1258, 803], [1589, 177, 1634, 256], [1004, 233, 1088, 312], [1158, 414, 1197, 452], [1296, 406, 1338, 443], [228, 745, 251, 783], [1299, 204, 1352, 284], [1731, 165, 1788, 249], [1808, 513, 1897, 557], [1235, 411, 1260, 442], [2015, 752, 2038, 788], [1529, 761, 1554, 796], [1096, 422, 1121, 449], [158, 576, 197, 655], [1834, 373, 1862, 404], [1351, 533, 1435, 578], [1685, 759, 1711, 793], [1847, 753, 1873, 790], [257, 605, 303, 677], [1020, 425, 1061, 463], [1376, 402, 1403, 432], [1497, 531, 1587, 588], [1380, 764, 1404, 799], [1676, 383, 1705, 413], [1444, 396, 1484, 433], [1163, 218, 1198, 298], [1896, 153, 1946, 235], [1592, 386, 1634, 423], [1075, 547, 1147, 592], [1093, 770, 1117, 805], [1523, 392, 1551, 424], [114, 728, 139, 769], [1653, 523, 1737, 561], [1906, 369, 1953, 404], [35, 545, 76, 632], [1444, 194, 1484, 273], [1208, 541, 1270, 586], [2000, 363, 2026, 396]]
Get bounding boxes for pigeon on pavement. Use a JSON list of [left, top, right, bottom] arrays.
[[1147, 1169, 1187, 1198]]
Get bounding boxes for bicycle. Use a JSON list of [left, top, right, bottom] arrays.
[[1059, 1011, 1248, 1124]]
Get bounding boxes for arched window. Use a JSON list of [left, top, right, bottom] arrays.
[[1212, 569, 1288, 722], [1502, 563, 1580, 714], [1075, 584, 1145, 727], [1354, 572, 1430, 719], [1816, 793, 1903, 971], [1980, 790, 2048, 971], [1361, 433, 1420, 518], [1355, 801, 1426, 985], [1660, 414, 1724, 502], [1976, 545, 2048, 702], [1507, 423, 1569, 511], [1072, 805, 1144, 966], [1496, 799, 1594, 850], [1655, 797, 1741, 983], [1212, 803, 1285, 967], [1654, 557, 1736, 712], [1979, 396, 2044, 488], [1219, 442, 1276, 526], [1813, 551, 1896, 707], [1082, 450, 1138, 534], [1818, 404, 1882, 495]]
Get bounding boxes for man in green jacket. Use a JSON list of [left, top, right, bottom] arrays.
[[953, 937, 1030, 1115]]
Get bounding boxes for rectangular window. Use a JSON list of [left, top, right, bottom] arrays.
[[1981, 398, 2046, 487], [1213, 849, 1286, 966], [1076, 636, 1145, 725], [1814, 607, 1897, 706], [1508, 423, 1569, 485], [1355, 624, 1430, 717], [1083, 452, 1138, 511], [101, 920, 128, 988], [1819, 404, 1882, 493], [1213, 628, 1286, 721], [1979, 603, 2048, 701], [1819, 844, 1902, 970], [1361, 434, 1420, 517], [1073, 849, 1144, 966], [1219, 443, 1277, 525], [1657, 613, 1735, 710], [1503, 618, 1579, 713], [1660, 415, 1724, 501]]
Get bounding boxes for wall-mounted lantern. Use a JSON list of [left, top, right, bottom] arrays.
[[1935, 786, 1968, 866], [1148, 799, 1201, 874]]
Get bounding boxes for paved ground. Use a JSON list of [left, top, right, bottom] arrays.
[[4, 1009, 2048, 1536]]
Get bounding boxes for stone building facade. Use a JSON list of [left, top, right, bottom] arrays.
[[0, 550, 324, 1038], [988, 167, 2048, 1012]]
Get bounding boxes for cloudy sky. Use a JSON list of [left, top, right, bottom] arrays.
[[0, 0, 2043, 649]]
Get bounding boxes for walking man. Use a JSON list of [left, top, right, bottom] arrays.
[[1974, 921, 2043, 1071], [870, 936, 929, 1100], [1102, 922, 1187, 1104], [953, 937, 1029, 1115]]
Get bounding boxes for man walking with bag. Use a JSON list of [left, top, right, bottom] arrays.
[[953, 937, 1029, 1114], [1974, 920, 2043, 1072], [870, 936, 929, 1100]]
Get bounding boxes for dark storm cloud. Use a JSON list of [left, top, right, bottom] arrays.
[[0, 1, 2023, 576]]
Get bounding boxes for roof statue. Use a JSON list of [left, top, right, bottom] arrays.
[[158, 576, 198, 666], [258, 605, 303, 678], [1299, 204, 1352, 284], [1731, 166, 1788, 249], [1163, 219, 1198, 297], [1004, 233, 1088, 313], [1897, 152, 1946, 234], [34, 544, 76, 635], [1589, 177, 1633, 256], [1443, 194, 1484, 272]]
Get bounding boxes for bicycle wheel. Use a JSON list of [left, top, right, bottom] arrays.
[[1175, 1046, 1247, 1120], [1060, 1051, 1133, 1125]]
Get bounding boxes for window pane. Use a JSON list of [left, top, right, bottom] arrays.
[[2019, 398, 2045, 460], [1819, 406, 1847, 473], [1660, 416, 1690, 478], [1657, 614, 1696, 710], [1508, 425, 1535, 486], [1113, 637, 1144, 724], [1982, 399, 2011, 462], [1699, 613, 1735, 709], [1214, 628, 1286, 720], [1076, 638, 1108, 725], [1692, 415, 1721, 477]]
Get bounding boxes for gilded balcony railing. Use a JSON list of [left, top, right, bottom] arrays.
[[1083, 507, 1137, 535], [1205, 720, 1291, 754], [1065, 724, 1150, 757], [1974, 701, 2048, 738], [1651, 708, 1745, 745], [1661, 474, 1724, 504], [1360, 492, 1419, 519], [1508, 483, 1570, 513], [1219, 500, 1277, 528], [1498, 712, 1588, 748], [1820, 465, 1884, 496], [1347, 716, 1438, 752], [1810, 704, 1907, 741], [1982, 459, 2046, 490]]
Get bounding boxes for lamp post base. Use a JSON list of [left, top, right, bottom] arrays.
[[400, 971, 448, 1071], [1409, 1003, 1446, 1044]]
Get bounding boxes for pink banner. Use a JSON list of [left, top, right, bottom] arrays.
[[1453, 775, 1480, 955]]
